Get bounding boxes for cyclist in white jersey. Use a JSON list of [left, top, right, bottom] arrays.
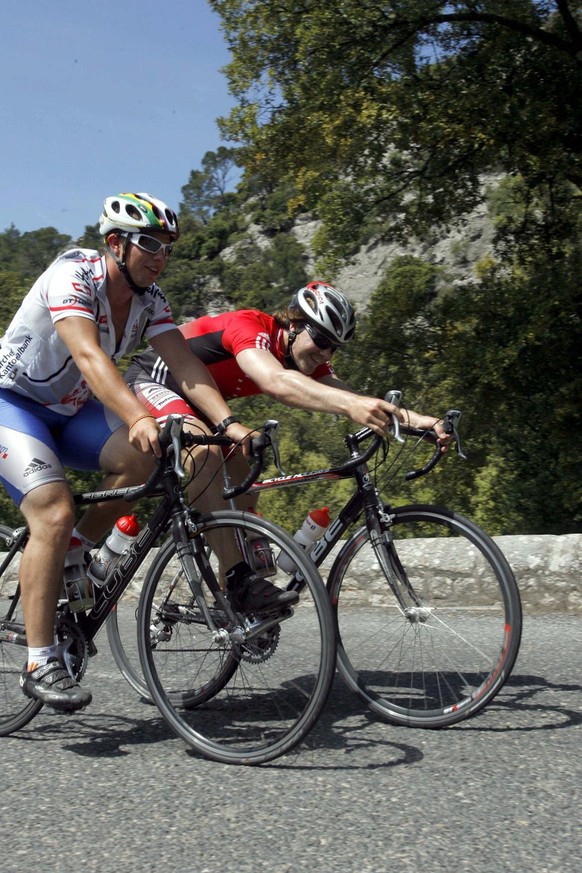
[[0, 192, 263, 713]]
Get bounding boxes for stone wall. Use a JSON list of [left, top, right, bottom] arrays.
[[315, 533, 581, 614], [1, 534, 580, 613], [491, 534, 581, 613]]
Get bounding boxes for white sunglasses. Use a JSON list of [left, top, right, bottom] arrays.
[[129, 233, 174, 256]]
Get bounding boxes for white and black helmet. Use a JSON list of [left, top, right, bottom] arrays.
[[99, 192, 180, 240], [290, 282, 356, 344]]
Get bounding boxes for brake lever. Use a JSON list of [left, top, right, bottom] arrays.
[[385, 389, 405, 443], [264, 419, 286, 475], [223, 419, 281, 500], [443, 410, 467, 460], [169, 415, 187, 479]]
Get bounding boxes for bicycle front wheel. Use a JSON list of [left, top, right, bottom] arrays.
[[328, 504, 522, 728], [138, 510, 336, 765], [0, 525, 43, 735]]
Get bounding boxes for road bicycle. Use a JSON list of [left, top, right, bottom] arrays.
[[0, 417, 336, 765], [107, 391, 522, 728]]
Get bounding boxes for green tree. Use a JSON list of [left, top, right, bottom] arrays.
[[212, 0, 582, 256], [220, 232, 309, 310], [181, 146, 241, 225]]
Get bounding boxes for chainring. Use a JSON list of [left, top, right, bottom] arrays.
[[239, 624, 280, 664]]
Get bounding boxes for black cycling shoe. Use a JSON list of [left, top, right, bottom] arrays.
[[226, 561, 299, 615], [20, 658, 92, 713]]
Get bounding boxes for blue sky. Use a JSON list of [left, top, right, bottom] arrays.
[[0, 1, 236, 238]]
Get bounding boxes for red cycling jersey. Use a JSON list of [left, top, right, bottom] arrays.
[[127, 309, 334, 401]]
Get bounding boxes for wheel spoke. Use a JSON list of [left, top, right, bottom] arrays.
[[138, 511, 336, 764]]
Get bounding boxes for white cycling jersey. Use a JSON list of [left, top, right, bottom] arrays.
[[0, 248, 175, 415]]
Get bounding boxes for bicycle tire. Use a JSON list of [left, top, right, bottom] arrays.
[[106, 590, 151, 701], [0, 524, 44, 735], [328, 504, 522, 728], [137, 510, 337, 765]]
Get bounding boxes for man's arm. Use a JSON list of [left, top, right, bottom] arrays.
[[236, 348, 450, 446], [150, 329, 252, 445], [235, 347, 402, 436], [55, 317, 162, 454]]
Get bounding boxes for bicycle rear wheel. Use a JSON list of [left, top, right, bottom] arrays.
[[328, 504, 522, 728], [106, 595, 147, 699], [106, 541, 215, 703], [138, 510, 336, 765], [0, 525, 43, 735]]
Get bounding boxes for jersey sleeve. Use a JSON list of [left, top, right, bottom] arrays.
[[221, 310, 276, 356], [143, 287, 177, 340], [47, 257, 100, 325]]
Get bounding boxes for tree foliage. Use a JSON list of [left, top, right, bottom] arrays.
[[180, 146, 241, 225], [212, 0, 582, 256]]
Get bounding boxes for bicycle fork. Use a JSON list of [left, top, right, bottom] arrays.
[[367, 504, 432, 623]]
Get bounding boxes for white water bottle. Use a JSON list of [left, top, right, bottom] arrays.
[[63, 537, 94, 612], [277, 507, 331, 574], [88, 514, 141, 586]]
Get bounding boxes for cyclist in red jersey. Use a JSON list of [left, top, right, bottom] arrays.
[[125, 282, 450, 600]]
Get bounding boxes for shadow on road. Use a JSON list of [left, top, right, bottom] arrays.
[[6, 671, 580, 766], [457, 672, 582, 733]]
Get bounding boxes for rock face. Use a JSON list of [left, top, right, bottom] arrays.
[[290, 199, 496, 311], [1, 534, 579, 613], [213, 176, 502, 316]]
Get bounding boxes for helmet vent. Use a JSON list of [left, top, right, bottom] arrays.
[[328, 310, 342, 335], [125, 204, 143, 221]]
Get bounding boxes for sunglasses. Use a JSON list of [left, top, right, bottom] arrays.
[[304, 322, 339, 353], [129, 233, 174, 257]]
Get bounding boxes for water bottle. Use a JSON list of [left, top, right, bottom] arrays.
[[63, 537, 94, 612], [88, 514, 141, 586], [277, 507, 331, 574], [246, 508, 276, 577]]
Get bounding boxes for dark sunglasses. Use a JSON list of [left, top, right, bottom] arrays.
[[304, 322, 339, 353], [129, 233, 174, 256]]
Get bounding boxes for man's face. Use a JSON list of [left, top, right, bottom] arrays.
[[106, 230, 173, 287], [289, 324, 336, 375], [124, 230, 173, 286]]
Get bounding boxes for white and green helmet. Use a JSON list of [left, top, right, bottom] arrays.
[[99, 192, 180, 240]]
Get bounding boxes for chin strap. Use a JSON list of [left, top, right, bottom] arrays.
[[284, 327, 300, 370], [108, 235, 151, 296]]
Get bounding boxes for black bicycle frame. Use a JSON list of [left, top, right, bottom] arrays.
[[1, 472, 182, 648], [251, 450, 383, 592], [74, 475, 189, 640]]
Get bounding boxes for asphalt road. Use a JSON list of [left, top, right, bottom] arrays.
[[1, 613, 580, 873]]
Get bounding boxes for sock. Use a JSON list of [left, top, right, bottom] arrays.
[[72, 528, 95, 551], [27, 644, 59, 672]]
